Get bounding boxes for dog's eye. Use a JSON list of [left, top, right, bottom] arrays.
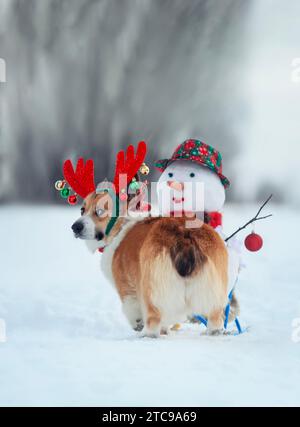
[[96, 208, 105, 217], [168, 172, 174, 178], [190, 172, 195, 178], [80, 207, 85, 216]]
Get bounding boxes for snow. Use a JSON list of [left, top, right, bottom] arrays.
[[0, 204, 299, 407]]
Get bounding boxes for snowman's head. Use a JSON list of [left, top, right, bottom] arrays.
[[157, 160, 225, 214]]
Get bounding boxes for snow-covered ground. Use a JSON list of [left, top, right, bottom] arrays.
[[0, 204, 299, 406]]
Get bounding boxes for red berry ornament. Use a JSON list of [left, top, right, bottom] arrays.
[[244, 232, 263, 252], [68, 194, 78, 205]]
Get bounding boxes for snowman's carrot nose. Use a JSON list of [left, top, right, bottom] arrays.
[[167, 181, 184, 192]]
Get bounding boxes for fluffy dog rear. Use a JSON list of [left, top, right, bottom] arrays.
[[110, 216, 228, 337]]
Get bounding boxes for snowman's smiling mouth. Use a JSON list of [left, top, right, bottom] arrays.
[[172, 196, 185, 204]]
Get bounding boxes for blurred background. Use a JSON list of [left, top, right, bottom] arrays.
[[1, 2, 300, 407], [1, 0, 300, 205]]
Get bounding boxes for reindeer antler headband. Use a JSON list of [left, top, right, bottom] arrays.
[[55, 141, 149, 232]]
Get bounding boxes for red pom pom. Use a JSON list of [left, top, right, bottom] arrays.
[[244, 233, 263, 252]]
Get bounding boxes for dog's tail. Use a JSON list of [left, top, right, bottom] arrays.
[[170, 229, 207, 278]]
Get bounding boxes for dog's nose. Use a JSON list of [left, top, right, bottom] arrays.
[[72, 221, 84, 235], [95, 231, 104, 241], [167, 181, 184, 192]]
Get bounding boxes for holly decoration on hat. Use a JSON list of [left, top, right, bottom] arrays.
[[199, 146, 208, 156], [184, 140, 196, 150], [190, 148, 199, 156]]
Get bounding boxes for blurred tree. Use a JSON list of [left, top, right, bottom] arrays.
[[1, 0, 250, 203]]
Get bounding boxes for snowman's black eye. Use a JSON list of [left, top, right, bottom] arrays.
[[168, 172, 174, 178], [190, 172, 195, 178]]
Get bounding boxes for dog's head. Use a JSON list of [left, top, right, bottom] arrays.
[[66, 141, 148, 251], [71, 191, 115, 251]]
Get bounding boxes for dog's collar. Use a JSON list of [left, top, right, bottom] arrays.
[[99, 214, 130, 255]]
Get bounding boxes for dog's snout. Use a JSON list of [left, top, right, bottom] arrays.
[[72, 221, 84, 235], [95, 231, 104, 241]]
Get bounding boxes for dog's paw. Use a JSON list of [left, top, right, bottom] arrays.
[[133, 319, 144, 332], [139, 327, 160, 339], [207, 328, 225, 336]]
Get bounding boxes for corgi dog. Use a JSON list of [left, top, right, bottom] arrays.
[[64, 142, 239, 337], [71, 191, 230, 337]]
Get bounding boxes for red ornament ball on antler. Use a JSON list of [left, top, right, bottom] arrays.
[[68, 194, 78, 205], [244, 232, 263, 252]]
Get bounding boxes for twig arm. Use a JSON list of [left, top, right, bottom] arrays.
[[255, 194, 273, 218], [225, 195, 273, 243]]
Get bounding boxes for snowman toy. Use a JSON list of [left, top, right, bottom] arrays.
[[155, 139, 229, 226], [155, 139, 241, 295]]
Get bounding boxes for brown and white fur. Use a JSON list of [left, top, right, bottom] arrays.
[[72, 192, 231, 337]]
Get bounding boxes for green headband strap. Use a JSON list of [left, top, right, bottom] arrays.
[[96, 186, 121, 237], [105, 196, 120, 236]]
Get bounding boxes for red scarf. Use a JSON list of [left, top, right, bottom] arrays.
[[204, 211, 222, 229]]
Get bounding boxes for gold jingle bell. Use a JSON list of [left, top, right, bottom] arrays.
[[139, 163, 149, 175], [55, 180, 66, 190]]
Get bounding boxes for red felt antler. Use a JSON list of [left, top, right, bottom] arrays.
[[63, 158, 96, 198], [113, 141, 147, 194]]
